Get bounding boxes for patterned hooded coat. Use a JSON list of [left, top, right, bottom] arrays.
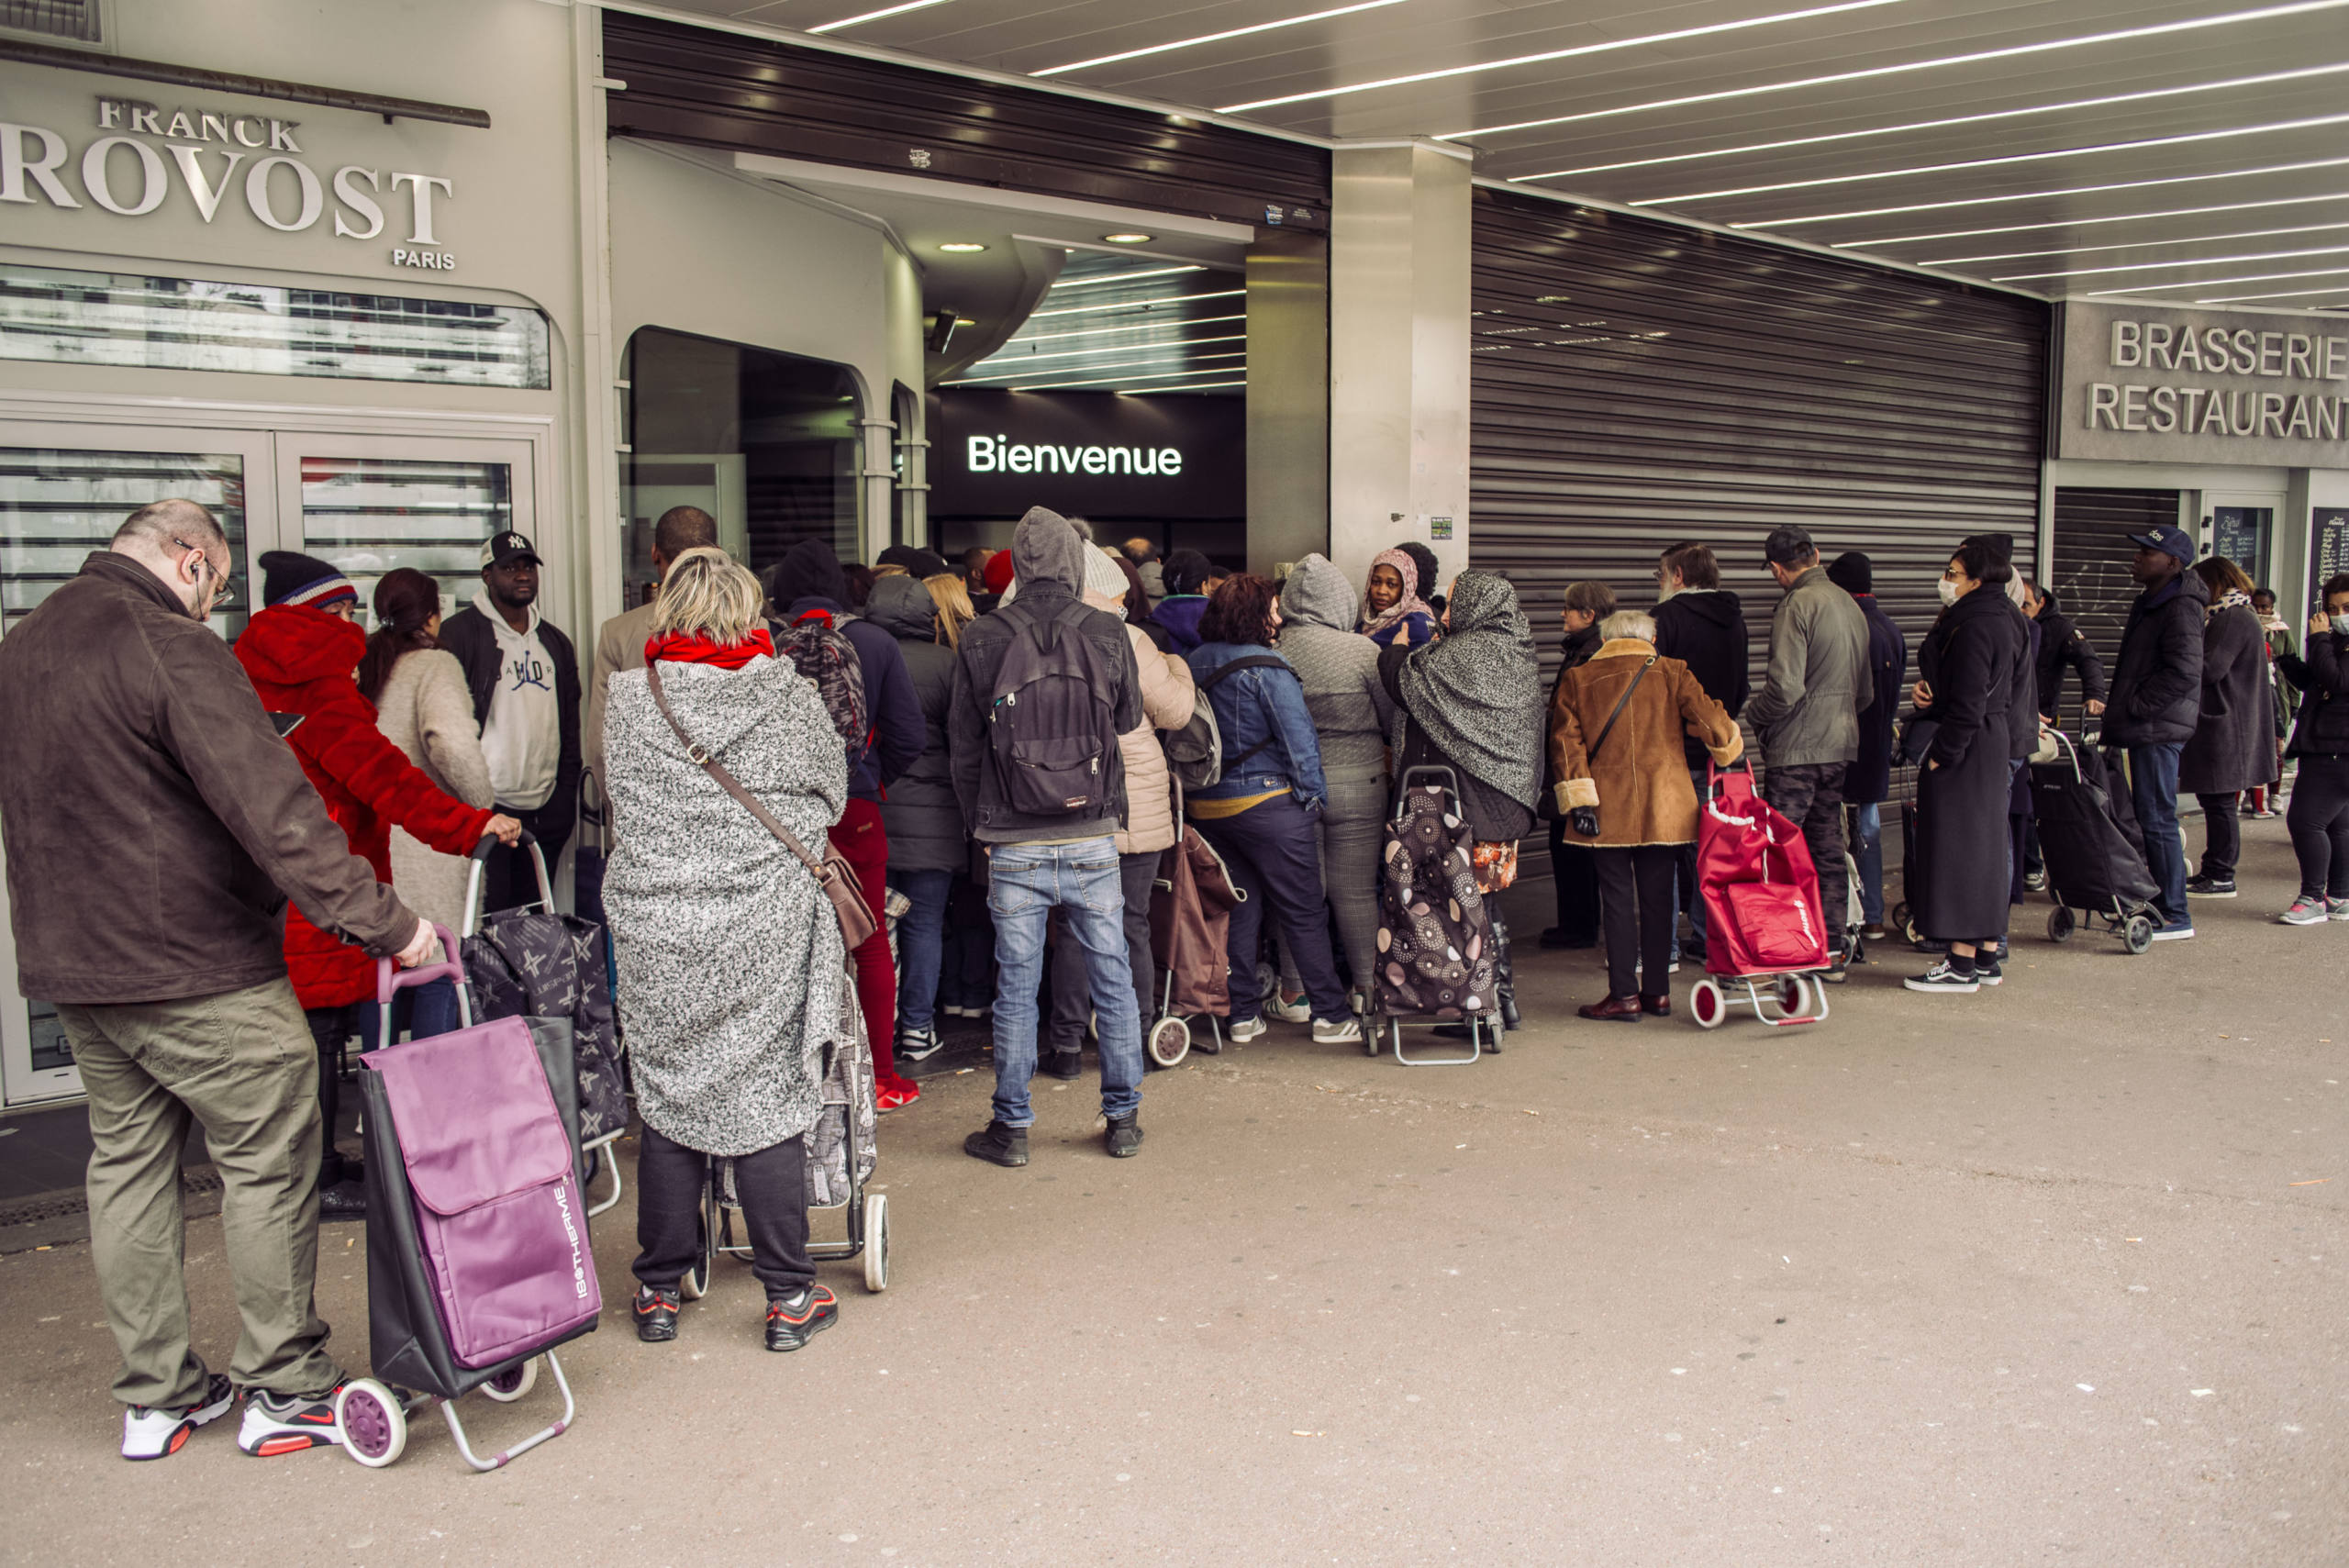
[[603, 653, 849, 1155]]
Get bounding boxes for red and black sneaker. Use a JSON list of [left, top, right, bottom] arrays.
[[763, 1284, 838, 1352], [236, 1381, 347, 1456], [121, 1372, 235, 1461], [634, 1284, 682, 1344]]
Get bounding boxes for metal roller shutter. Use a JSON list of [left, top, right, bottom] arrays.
[[1469, 189, 2048, 711], [2047, 487, 2182, 730]]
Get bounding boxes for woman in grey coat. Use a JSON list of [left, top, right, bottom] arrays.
[[604, 547, 850, 1353], [1274, 554, 1394, 1014], [2182, 554, 2283, 898], [865, 573, 962, 1062]]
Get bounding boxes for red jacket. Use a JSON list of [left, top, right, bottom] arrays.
[[235, 605, 493, 1009]]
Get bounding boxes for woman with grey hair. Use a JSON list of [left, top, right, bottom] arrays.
[[603, 546, 851, 1353]]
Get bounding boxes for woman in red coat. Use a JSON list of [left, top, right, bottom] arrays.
[[236, 551, 517, 1218]]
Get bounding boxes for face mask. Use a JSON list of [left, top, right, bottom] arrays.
[[2332, 614, 2349, 639], [1937, 579, 1959, 608]]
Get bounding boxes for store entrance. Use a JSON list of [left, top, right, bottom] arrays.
[[0, 417, 541, 1106]]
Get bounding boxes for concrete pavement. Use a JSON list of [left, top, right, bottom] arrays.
[[0, 814, 2341, 1565]]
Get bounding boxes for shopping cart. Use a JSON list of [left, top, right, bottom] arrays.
[[1367, 766, 1500, 1065]]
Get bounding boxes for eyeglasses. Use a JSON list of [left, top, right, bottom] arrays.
[[168, 537, 229, 611]]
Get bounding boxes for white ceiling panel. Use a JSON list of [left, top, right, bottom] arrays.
[[631, 0, 2349, 306]]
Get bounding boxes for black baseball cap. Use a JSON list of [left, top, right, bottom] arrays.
[[480, 529, 541, 568], [1764, 525, 1817, 566], [2123, 525, 2196, 564]]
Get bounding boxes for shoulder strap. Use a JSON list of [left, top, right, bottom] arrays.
[[644, 662, 831, 884], [1586, 654, 1658, 762], [1196, 653, 1288, 691]]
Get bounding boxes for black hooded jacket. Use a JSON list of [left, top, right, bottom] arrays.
[[2103, 568, 2210, 749], [1653, 589, 1752, 767]]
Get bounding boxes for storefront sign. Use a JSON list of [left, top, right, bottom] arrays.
[[0, 95, 460, 269], [2054, 301, 2349, 467], [930, 389, 1242, 521]]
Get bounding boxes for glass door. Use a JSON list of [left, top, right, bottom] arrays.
[[0, 423, 278, 1106], [276, 434, 540, 627]]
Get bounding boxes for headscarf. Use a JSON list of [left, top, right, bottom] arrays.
[[1395, 570, 1542, 809], [1359, 546, 1433, 640]]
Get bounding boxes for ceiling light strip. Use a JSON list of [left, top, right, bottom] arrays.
[[1130, 382, 1248, 393], [1833, 192, 2349, 249], [998, 313, 1249, 345], [1739, 156, 2349, 229], [1508, 63, 2349, 181], [1218, 0, 1909, 114], [1046, 265, 1207, 289], [964, 333, 1252, 369], [807, 0, 956, 35], [1037, 0, 1408, 78], [1651, 113, 2349, 205], [949, 350, 1249, 384], [1991, 243, 2349, 282], [1442, 0, 2349, 143], [2195, 284, 2349, 300], [1924, 221, 2349, 266], [1026, 289, 1246, 319], [982, 364, 1252, 391], [2092, 264, 2349, 293]]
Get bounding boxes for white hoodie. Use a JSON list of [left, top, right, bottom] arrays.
[[473, 587, 561, 810]]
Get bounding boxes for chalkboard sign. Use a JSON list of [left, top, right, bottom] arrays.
[[2316, 508, 2349, 605], [2210, 506, 2269, 588]]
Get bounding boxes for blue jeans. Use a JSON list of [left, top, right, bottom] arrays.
[[985, 838, 1142, 1127], [1853, 801, 1885, 926], [887, 867, 953, 1035], [2129, 741, 2188, 926]]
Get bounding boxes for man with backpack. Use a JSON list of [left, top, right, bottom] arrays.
[[949, 507, 1148, 1163]]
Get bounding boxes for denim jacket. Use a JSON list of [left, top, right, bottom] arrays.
[[1186, 641, 1328, 812]]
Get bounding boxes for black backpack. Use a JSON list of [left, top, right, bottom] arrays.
[[986, 600, 1124, 817]]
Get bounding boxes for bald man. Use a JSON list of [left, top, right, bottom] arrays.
[[586, 506, 720, 782]]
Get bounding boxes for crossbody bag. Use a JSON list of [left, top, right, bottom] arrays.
[[1571, 653, 1658, 837], [644, 662, 878, 951]]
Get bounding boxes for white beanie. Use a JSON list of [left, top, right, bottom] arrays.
[[1084, 543, 1130, 606]]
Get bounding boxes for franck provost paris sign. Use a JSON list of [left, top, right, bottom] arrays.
[[2054, 300, 2349, 468]]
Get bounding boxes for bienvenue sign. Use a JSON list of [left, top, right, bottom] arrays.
[[2054, 300, 2349, 467]]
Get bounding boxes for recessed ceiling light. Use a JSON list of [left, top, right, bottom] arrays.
[[1742, 155, 2349, 229], [939, 242, 988, 253], [1101, 233, 1154, 244], [1648, 114, 2349, 206], [953, 317, 978, 327], [1508, 64, 2349, 183], [1441, 0, 2349, 142], [1219, 0, 1904, 114]]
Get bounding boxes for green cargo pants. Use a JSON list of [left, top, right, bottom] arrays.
[[58, 976, 340, 1408]]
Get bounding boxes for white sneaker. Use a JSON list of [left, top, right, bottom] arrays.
[[1310, 1017, 1363, 1045], [1226, 1017, 1267, 1043], [1267, 991, 1312, 1024], [121, 1373, 234, 1461]]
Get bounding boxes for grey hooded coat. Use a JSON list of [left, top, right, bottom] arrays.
[[1278, 554, 1394, 785]]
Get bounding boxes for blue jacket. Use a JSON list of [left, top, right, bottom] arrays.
[[1186, 642, 1328, 812], [1364, 609, 1436, 650], [782, 595, 924, 802]]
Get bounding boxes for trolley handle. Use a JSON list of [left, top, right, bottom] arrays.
[[1393, 763, 1464, 823], [468, 826, 538, 861], [376, 921, 465, 1005], [462, 827, 554, 937]]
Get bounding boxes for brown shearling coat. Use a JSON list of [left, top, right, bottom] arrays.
[[1549, 639, 1744, 848]]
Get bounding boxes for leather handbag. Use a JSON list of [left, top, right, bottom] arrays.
[[644, 662, 878, 951]]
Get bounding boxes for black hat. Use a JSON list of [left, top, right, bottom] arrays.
[[1825, 550, 1873, 595], [480, 530, 540, 568], [877, 544, 951, 579], [1960, 532, 2015, 569], [1764, 526, 1817, 566], [257, 550, 358, 611]]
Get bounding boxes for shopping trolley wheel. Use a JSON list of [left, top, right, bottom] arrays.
[[863, 1194, 889, 1294], [2122, 914, 2154, 954], [481, 1357, 538, 1404], [1147, 1016, 1191, 1069], [1689, 978, 1725, 1029], [336, 1378, 407, 1469], [2047, 906, 2076, 943], [1772, 974, 1812, 1021], [1888, 900, 1909, 932]]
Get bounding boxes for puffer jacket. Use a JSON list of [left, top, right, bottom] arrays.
[[235, 603, 495, 1009], [863, 575, 963, 873], [2281, 630, 2349, 756], [2104, 569, 2210, 748], [1278, 554, 1394, 784], [1743, 564, 1872, 768], [1549, 639, 1745, 847], [1082, 581, 1196, 854]]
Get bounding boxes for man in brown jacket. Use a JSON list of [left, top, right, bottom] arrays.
[[584, 505, 718, 783], [0, 499, 435, 1462]]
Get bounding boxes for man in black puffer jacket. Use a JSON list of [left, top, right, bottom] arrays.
[[2102, 525, 2209, 937]]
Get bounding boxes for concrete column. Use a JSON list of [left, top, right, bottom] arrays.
[[1327, 139, 1473, 600], [1245, 228, 1330, 579]]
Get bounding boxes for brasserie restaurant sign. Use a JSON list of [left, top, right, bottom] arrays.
[[2055, 300, 2349, 467]]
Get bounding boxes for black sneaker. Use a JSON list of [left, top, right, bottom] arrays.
[[121, 1372, 235, 1461], [1975, 953, 2004, 986], [1105, 1114, 1143, 1158], [317, 1177, 367, 1223], [633, 1284, 681, 1343], [1041, 1049, 1083, 1081], [237, 1380, 349, 1456], [963, 1120, 1030, 1167], [895, 1026, 944, 1063], [2186, 874, 2237, 899], [2023, 869, 2047, 893], [1903, 960, 1979, 994], [764, 1284, 838, 1351]]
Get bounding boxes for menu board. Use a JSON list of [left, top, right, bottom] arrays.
[[2316, 508, 2349, 604]]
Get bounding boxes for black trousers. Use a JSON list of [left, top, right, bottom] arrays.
[[2194, 791, 2242, 880], [1049, 851, 1158, 1053], [2288, 754, 2349, 899], [633, 1123, 812, 1300], [1593, 845, 1677, 1000], [1193, 794, 1349, 1025], [1547, 817, 1601, 942], [481, 799, 573, 914]]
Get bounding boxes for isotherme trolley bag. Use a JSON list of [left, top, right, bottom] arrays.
[[347, 924, 600, 1471], [1687, 763, 1833, 1029]]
